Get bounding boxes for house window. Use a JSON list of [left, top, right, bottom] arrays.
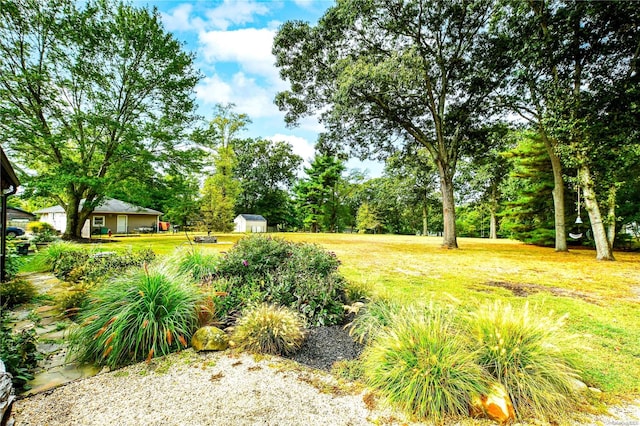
[[92, 216, 105, 227]]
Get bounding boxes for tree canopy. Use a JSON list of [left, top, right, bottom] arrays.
[[0, 0, 201, 238], [274, 0, 510, 248]]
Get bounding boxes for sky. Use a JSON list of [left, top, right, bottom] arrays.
[[140, 0, 382, 176]]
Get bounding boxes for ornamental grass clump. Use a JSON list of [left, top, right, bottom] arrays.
[[233, 303, 306, 355], [173, 247, 219, 283], [469, 301, 582, 421], [67, 264, 200, 368], [363, 304, 489, 424], [345, 298, 399, 344]]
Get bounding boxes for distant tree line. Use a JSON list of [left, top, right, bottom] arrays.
[[2, 0, 638, 261]]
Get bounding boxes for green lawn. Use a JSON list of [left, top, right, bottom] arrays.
[[23, 232, 640, 400]]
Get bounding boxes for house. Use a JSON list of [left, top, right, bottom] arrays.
[[7, 206, 36, 227], [35, 198, 163, 237], [1, 146, 21, 282], [234, 214, 267, 233]]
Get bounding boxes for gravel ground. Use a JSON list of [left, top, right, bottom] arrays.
[[11, 326, 640, 426]]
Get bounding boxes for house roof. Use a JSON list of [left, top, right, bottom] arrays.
[[236, 214, 266, 222], [1, 147, 20, 191], [34, 198, 162, 216], [7, 207, 36, 220]]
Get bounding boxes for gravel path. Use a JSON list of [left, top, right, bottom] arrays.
[[12, 350, 407, 426], [11, 326, 640, 426]]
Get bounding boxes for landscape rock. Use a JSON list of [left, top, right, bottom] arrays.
[[1, 360, 15, 426], [191, 326, 228, 352], [471, 382, 515, 424]]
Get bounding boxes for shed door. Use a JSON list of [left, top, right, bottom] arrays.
[[117, 215, 128, 233]]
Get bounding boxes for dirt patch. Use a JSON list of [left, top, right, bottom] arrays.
[[484, 281, 602, 304]]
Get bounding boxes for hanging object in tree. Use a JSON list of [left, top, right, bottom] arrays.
[[569, 184, 583, 240]]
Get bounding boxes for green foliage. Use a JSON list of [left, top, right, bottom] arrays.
[[174, 247, 219, 283], [0, 277, 37, 308], [4, 239, 25, 280], [213, 235, 347, 326], [363, 304, 489, 423], [56, 283, 91, 319], [0, 310, 41, 390], [68, 265, 200, 368], [500, 133, 559, 246], [356, 203, 381, 233], [234, 137, 303, 229], [274, 0, 508, 248], [44, 242, 155, 284], [331, 359, 366, 382], [233, 304, 306, 355], [198, 104, 247, 233], [345, 299, 399, 344], [26, 221, 57, 243], [343, 280, 373, 304], [469, 301, 582, 421], [294, 155, 348, 233]]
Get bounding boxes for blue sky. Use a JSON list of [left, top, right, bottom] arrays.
[[139, 0, 381, 176]]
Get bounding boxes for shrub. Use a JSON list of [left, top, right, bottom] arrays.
[[42, 242, 87, 278], [469, 301, 582, 421], [27, 221, 57, 243], [0, 310, 41, 390], [67, 264, 200, 368], [44, 242, 155, 284], [4, 240, 25, 280], [233, 303, 306, 355], [0, 277, 37, 308], [363, 304, 489, 424], [214, 235, 347, 326], [345, 298, 399, 344]]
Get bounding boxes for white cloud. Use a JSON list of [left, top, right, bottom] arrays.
[[196, 75, 233, 105], [268, 134, 316, 165], [160, 4, 207, 33], [196, 72, 281, 119], [205, 0, 270, 31], [198, 28, 280, 82]]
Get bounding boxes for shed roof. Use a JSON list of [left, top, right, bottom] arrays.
[[34, 198, 162, 215], [237, 214, 266, 222]]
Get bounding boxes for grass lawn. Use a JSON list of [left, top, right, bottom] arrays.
[[24, 232, 640, 400]]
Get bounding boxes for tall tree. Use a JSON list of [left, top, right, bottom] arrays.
[[0, 0, 200, 238], [200, 147, 240, 233], [274, 0, 508, 248], [196, 104, 250, 233], [500, 132, 558, 246], [294, 155, 346, 233]]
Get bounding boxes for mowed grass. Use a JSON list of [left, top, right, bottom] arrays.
[[29, 232, 640, 399]]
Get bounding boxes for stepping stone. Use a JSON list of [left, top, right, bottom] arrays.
[[40, 329, 68, 341], [23, 363, 102, 396], [35, 305, 58, 314]]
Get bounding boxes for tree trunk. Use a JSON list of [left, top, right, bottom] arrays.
[[422, 197, 428, 236], [540, 133, 568, 252], [606, 185, 617, 248], [63, 197, 82, 240], [579, 164, 615, 261], [489, 209, 498, 239], [437, 163, 458, 248], [489, 186, 498, 239]]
